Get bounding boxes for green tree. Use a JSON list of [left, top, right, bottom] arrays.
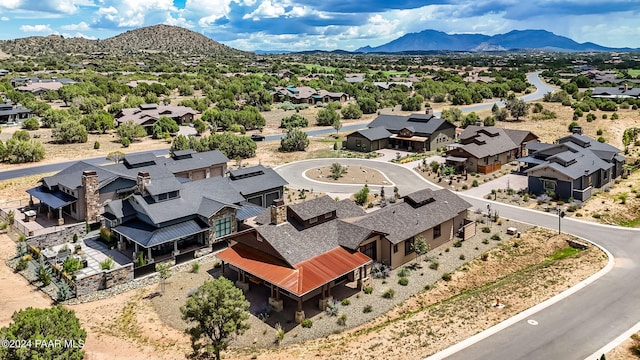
[[341, 103, 363, 119], [152, 116, 179, 139], [401, 94, 424, 111], [280, 128, 309, 152], [333, 118, 343, 136], [280, 114, 308, 129], [316, 107, 340, 126], [329, 162, 347, 180], [40, 109, 71, 128], [3, 139, 45, 163], [171, 134, 191, 152], [505, 98, 530, 121], [117, 121, 147, 144], [440, 107, 463, 123], [461, 112, 479, 128], [354, 186, 370, 206], [357, 97, 378, 114], [181, 277, 250, 360], [106, 151, 125, 164], [21, 118, 40, 130], [52, 120, 88, 144], [0, 305, 87, 360], [194, 119, 207, 135], [81, 111, 115, 134], [413, 235, 430, 263], [12, 130, 30, 141], [155, 262, 171, 294]]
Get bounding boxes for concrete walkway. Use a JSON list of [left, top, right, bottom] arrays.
[[461, 173, 528, 198]]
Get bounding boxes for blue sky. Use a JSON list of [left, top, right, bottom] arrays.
[[0, 0, 639, 51]]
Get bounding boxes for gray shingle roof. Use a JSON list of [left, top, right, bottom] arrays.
[[350, 189, 471, 244], [452, 126, 521, 159], [288, 195, 337, 221], [348, 127, 392, 141], [367, 114, 454, 136], [144, 176, 183, 196]]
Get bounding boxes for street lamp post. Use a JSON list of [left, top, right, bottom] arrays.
[[557, 207, 565, 234], [487, 204, 492, 229]]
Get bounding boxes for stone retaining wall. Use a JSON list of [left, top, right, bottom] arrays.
[[26, 223, 87, 249], [75, 264, 134, 297]]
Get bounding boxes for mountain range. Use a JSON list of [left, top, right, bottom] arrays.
[[355, 29, 638, 53], [0, 25, 637, 57]]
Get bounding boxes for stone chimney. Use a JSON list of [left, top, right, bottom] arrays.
[[270, 199, 287, 225], [82, 170, 100, 223], [137, 171, 151, 194]]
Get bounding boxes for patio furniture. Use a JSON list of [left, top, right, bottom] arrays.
[[24, 210, 36, 222]]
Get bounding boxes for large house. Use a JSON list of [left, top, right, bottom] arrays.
[[217, 188, 473, 322], [12, 77, 77, 96], [272, 86, 348, 104], [115, 104, 198, 131], [348, 112, 456, 152], [445, 126, 539, 174], [0, 100, 33, 124], [591, 84, 640, 99], [519, 134, 625, 201], [26, 150, 286, 226]]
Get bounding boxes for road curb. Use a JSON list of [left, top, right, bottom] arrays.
[[424, 236, 615, 360]]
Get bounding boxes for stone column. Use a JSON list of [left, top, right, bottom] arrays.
[[295, 298, 305, 323], [269, 287, 283, 312], [147, 247, 154, 263], [173, 241, 180, 256], [58, 208, 64, 225]]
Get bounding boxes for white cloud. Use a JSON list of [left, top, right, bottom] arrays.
[[19, 24, 53, 32], [183, 0, 233, 27], [61, 21, 90, 30], [94, 0, 176, 27], [0, 16, 9, 21], [243, 0, 286, 20], [61, 31, 97, 39], [0, 0, 21, 10], [164, 13, 194, 28]]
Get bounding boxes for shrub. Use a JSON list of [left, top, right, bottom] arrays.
[[280, 114, 308, 129], [316, 107, 340, 126], [99, 256, 114, 270], [429, 261, 440, 270], [453, 241, 462, 247], [354, 186, 370, 206], [325, 300, 340, 316], [382, 288, 395, 299], [459, 254, 466, 260], [482, 227, 491, 233], [441, 273, 452, 281], [363, 305, 373, 313], [480, 253, 489, 261], [491, 233, 502, 240], [15, 257, 28, 271], [94, 141, 100, 149], [191, 262, 200, 273], [398, 277, 409, 286], [279, 127, 309, 152], [372, 263, 391, 279], [341, 299, 351, 306], [397, 267, 410, 277], [301, 319, 313, 328], [337, 314, 347, 326], [22, 118, 40, 130], [63, 257, 82, 273]]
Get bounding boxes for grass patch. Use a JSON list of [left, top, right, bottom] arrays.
[[547, 247, 581, 261]]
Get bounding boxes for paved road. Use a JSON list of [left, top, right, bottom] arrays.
[[274, 158, 640, 360], [0, 72, 555, 181]]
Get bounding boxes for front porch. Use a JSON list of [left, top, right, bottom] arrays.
[[110, 219, 212, 277], [389, 135, 429, 152]]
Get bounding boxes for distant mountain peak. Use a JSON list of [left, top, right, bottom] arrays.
[[0, 24, 246, 57], [356, 29, 633, 53]]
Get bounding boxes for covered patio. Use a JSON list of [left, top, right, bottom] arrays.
[[26, 185, 77, 226], [111, 219, 210, 272], [389, 134, 429, 152], [217, 242, 372, 323]]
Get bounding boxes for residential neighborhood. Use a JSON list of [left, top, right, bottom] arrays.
[[0, 18, 640, 360]]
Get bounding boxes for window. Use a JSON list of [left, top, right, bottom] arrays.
[[324, 212, 332, 219], [214, 217, 232, 237], [158, 193, 168, 201], [356, 139, 362, 148], [309, 217, 317, 224], [484, 156, 489, 165], [433, 224, 441, 238], [393, 244, 398, 253], [588, 175, 593, 186], [405, 239, 414, 256], [359, 241, 377, 260], [168, 191, 179, 199], [494, 154, 499, 162], [543, 179, 556, 192]]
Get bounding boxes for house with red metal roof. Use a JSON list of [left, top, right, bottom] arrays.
[[216, 188, 472, 322]]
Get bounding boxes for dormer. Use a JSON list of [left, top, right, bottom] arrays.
[[403, 189, 436, 208], [287, 196, 337, 229]]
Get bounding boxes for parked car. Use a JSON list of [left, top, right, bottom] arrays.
[[251, 134, 265, 141]]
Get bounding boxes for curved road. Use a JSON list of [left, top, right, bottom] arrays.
[[0, 72, 554, 181], [275, 158, 640, 360]]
